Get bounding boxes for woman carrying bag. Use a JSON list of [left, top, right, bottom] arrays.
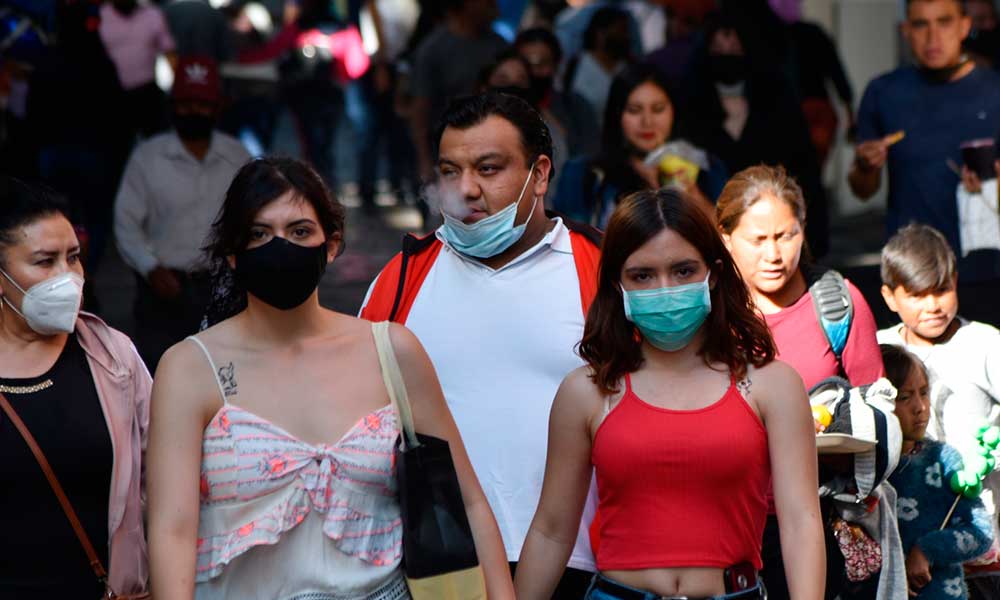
[[147, 157, 512, 599], [0, 177, 151, 598]]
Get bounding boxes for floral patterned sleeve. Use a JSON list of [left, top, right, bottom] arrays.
[[914, 445, 994, 566]]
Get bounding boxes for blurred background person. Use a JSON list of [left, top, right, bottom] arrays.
[[113, 57, 250, 371], [163, 0, 235, 64], [683, 11, 828, 257], [554, 63, 725, 226], [98, 0, 177, 140], [850, 0, 1000, 327], [964, 0, 1000, 68], [477, 49, 573, 189], [409, 0, 508, 184], [773, 0, 855, 168], [515, 27, 599, 160], [563, 6, 633, 127], [27, 0, 130, 285]]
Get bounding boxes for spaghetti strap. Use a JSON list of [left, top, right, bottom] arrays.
[[623, 373, 633, 395], [370, 321, 419, 450], [187, 335, 229, 405]]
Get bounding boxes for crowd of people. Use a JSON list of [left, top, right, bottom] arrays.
[[2, 0, 1000, 599]]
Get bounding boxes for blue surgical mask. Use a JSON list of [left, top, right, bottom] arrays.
[[439, 163, 537, 258], [621, 272, 712, 352]]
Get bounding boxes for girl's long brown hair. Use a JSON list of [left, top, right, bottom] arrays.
[[578, 188, 776, 395]]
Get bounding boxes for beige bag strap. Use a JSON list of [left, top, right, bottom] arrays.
[[371, 321, 420, 450]]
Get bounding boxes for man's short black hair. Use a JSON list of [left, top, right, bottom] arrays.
[[434, 92, 554, 178], [515, 27, 563, 65], [881, 224, 958, 293]]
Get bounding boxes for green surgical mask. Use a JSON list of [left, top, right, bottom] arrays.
[[621, 272, 712, 352]]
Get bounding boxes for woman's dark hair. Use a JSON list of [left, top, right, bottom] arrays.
[[880, 224, 956, 294], [514, 27, 563, 65], [477, 48, 532, 90], [880, 343, 928, 395], [0, 177, 70, 267], [601, 63, 678, 157], [205, 157, 345, 260], [434, 92, 554, 179], [596, 63, 678, 198], [583, 6, 630, 51], [579, 188, 776, 394]]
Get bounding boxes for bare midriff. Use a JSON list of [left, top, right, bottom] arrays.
[[602, 567, 727, 597]]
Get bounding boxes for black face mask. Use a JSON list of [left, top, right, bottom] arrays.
[[233, 237, 328, 310], [708, 54, 747, 85], [529, 75, 553, 103], [112, 0, 138, 16], [918, 57, 970, 85], [173, 113, 215, 141]]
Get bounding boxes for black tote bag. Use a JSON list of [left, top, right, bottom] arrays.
[[372, 322, 487, 599]]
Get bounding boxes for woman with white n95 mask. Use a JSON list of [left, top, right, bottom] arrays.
[[0, 177, 152, 598]]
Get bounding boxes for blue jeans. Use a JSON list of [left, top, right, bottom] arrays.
[[584, 574, 765, 600]]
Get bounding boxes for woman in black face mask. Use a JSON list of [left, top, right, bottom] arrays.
[[146, 157, 513, 599], [683, 12, 829, 258]]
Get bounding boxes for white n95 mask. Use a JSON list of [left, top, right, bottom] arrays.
[[0, 270, 84, 335]]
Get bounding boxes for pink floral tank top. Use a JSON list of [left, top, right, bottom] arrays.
[[188, 335, 408, 599]]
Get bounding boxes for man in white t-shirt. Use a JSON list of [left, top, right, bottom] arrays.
[[876, 224, 1000, 598], [361, 92, 601, 598]]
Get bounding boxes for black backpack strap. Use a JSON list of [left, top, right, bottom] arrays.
[[807, 268, 854, 365], [388, 233, 438, 323]]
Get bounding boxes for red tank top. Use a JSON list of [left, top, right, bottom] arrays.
[[591, 373, 770, 571]]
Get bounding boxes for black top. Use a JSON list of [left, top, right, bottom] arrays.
[[0, 334, 112, 597]]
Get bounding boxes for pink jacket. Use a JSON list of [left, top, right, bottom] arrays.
[[76, 312, 152, 595]]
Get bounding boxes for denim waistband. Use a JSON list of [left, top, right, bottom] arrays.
[[585, 573, 766, 600]]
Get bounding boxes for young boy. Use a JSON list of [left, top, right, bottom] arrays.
[[878, 224, 1000, 598], [882, 344, 993, 599]]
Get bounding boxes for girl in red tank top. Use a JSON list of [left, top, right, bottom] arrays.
[[514, 189, 825, 600]]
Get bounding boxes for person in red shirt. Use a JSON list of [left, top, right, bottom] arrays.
[[716, 164, 884, 600], [717, 164, 883, 390], [515, 188, 824, 600]]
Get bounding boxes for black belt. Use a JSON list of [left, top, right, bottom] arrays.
[[592, 576, 766, 600]]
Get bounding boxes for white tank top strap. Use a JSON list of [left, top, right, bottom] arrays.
[[187, 335, 229, 405]]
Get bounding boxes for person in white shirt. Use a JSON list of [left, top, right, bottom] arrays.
[[114, 57, 250, 371], [876, 224, 1000, 599], [360, 92, 603, 599]]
